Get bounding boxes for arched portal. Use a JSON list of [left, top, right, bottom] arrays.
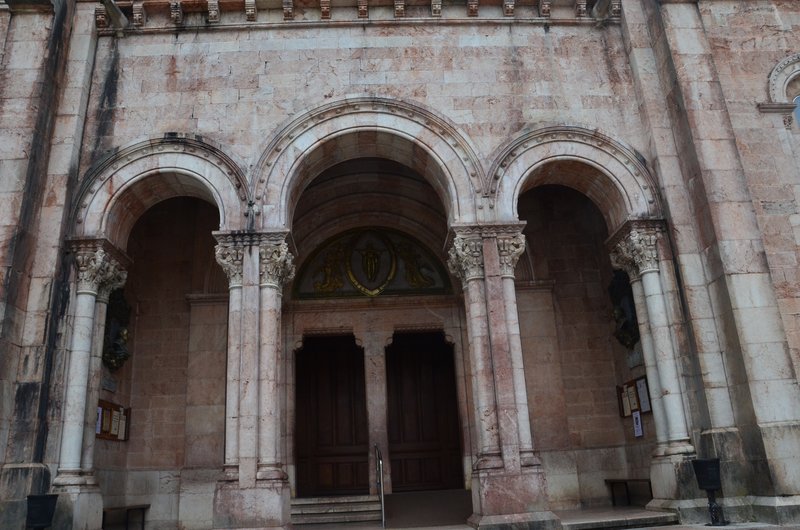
[[284, 148, 473, 521]]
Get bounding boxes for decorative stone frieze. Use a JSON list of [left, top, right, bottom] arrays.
[[448, 235, 484, 283], [208, 0, 220, 22], [467, 0, 478, 17], [259, 240, 295, 288], [497, 233, 525, 278], [283, 0, 294, 20], [320, 0, 331, 18], [170, 0, 183, 24], [539, 0, 550, 17], [245, 0, 256, 21], [503, 0, 514, 16], [394, 0, 404, 18], [430, 0, 441, 16], [132, 2, 146, 27], [94, 5, 108, 28]]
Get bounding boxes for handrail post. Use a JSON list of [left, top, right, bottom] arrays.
[[374, 444, 386, 528]]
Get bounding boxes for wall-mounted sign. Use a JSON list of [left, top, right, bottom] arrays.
[[617, 376, 650, 418], [96, 399, 130, 441]]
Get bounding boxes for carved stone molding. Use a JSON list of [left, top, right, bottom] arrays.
[[69, 240, 129, 295], [320, 0, 331, 18], [358, 0, 368, 18], [430, 0, 441, 16], [447, 235, 484, 284], [394, 0, 404, 18], [467, 0, 478, 16], [767, 53, 800, 104], [245, 0, 256, 21], [259, 239, 295, 288], [608, 221, 664, 277], [503, 0, 514, 16], [575, 0, 587, 17], [497, 233, 526, 278], [94, 5, 108, 28], [283, 0, 293, 20]]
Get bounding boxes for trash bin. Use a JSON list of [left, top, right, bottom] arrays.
[[26, 494, 58, 529], [691, 458, 728, 526]]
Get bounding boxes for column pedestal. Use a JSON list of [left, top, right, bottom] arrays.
[[212, 479, 290, 529], [50, 483, 103, 530], [468, 467, 561, 530]]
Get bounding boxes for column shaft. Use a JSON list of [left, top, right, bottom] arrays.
[[238, 250, 260, 486], [225, 286, 242, 471], [502, 276, 533, 457], [258, 285, 281, 475], [80, 298, 109, 476]]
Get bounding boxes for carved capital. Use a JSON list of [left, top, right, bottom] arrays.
[[214, 236, 245, 288], [259, 241, 295, 288], [70, 241, 128, 296], [447, 235, 484, 284], [497, 233, 526, 278], [609, 221, 663, 277]]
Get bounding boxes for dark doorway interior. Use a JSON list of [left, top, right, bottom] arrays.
[[295, 335, 369, 497], [386, 331, 463, 492]]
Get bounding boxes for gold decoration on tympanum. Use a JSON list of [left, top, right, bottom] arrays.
[[396, 242, 434, 288], [345, 231, 396, 297], [313, 243, 345, 294]]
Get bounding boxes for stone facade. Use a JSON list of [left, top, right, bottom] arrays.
[[0, 0, 799, 528]]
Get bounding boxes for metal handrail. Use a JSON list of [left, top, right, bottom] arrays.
[[374, 444, 386, 528]]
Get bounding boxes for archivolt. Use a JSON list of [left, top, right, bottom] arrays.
[[72, 135, 250, 251], [251, 96, 485, 228], [491, 125, 662, 232]]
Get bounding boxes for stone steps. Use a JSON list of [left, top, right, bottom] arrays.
[[291, 495, 383, 525], [559, 509, 679, 530]]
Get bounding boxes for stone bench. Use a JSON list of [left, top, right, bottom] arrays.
[[102, 504, 149, 530], [604, 479, 652, 507]]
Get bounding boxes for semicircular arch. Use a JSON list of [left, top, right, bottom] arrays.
[[252, 96, 485, 228], [491, 125, 662, 233], [72, 135, 250, 252]]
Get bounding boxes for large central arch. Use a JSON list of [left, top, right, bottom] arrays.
[[252, 96, 486, 228]]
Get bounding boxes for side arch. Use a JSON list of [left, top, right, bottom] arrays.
[[491, 125, 663, 233], [768, 53, 800, 103], [252, 96, 485, 228], [72, 135, 250, 251]]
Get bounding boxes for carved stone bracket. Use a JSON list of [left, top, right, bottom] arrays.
[[357, 0, 368, 18], [259, 237, 295, 289], [283, 0, 293, 20], [503, 0, 514, 16], [69, 240, 129, 296], [245, 0, 256, 21], [467, 0, 478, 16], [394, 0, 404, 17], [132, 1, 146, 27], [575, 0, 586, 17], [497, 233, 526, 278], [208, 0, 220, 22], [320, 0, 331, 18], [539, 0, 550, 17], [95, 5, 108, 28], [169, 0, 183, 24], [430, 0, 441, 16], [610, 0, 620, 16], [608, 221, 664, 277]]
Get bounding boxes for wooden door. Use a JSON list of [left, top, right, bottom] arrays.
[[386, 332, 463, 492], [295, 335, 369, 497]]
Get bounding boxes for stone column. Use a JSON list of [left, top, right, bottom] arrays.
[[214, 237, 245, 480], [447, 232, 502, 470], [360, 331, 391, 495], [496, 231, 537, 467], [614, 223, 693, 455], [54, 241, 127, 486], [256, 234, 294, 481], [80, 273, 126, 480], [610, 240, 669, 454]]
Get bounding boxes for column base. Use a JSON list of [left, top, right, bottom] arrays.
[[474, 452, 504, 471], [470, 466, 558, 529], [520, 449, 542, 467], [50, 482, 103, 530], [649, 452, 697, 501], [256, 464, 287, 481], [213, 477, 290, 529], [751, 495, 800, 525]]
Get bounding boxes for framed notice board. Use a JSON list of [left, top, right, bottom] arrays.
[[96, 400, 130, 441], [617, 377, 651, 418]]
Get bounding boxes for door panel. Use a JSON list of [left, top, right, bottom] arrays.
[[387, 332, 462, 492], [296, 335, 369, 497]]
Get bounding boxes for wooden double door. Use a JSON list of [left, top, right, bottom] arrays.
[[295, 332, 462, 497]]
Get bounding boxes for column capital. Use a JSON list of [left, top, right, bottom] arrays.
[[447, 234, 484, 283], [447, 222, 527, 283], [69, 239, 129, 296], [497, 233, 526, 278], [259, 237, 295, 288], [608, 220, 665, 276]]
